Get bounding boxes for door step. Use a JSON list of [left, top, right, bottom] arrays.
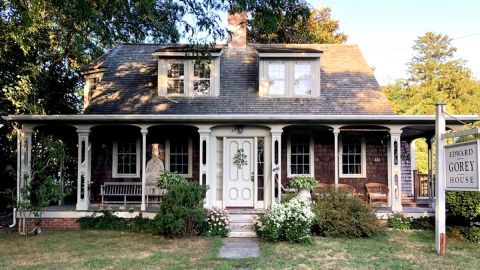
[[228, 209, 263, 238]]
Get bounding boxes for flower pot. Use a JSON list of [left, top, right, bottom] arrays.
[[298, 189, 312, 200]]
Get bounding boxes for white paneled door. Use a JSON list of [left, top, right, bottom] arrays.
[[225, 138, 254, 207]]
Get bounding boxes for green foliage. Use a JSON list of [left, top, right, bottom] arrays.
[[312, 190, 383, 237], [446, 191, 480, 224], [463, 227, 480, 244], [16, 135, 72, 218], [157, 171, 188, 189], [383, 32, 480, 116], [308, 8, 347, 44], [410, 216, 435, 230], [79, 211, 157, 232], [154, 182, 207, 237], [79, 211, 128, 230], [387, 213, 411, 230], [253, 197, 315, 243], [240, 1, 346, 44], [290, 175, 317, 190], [280, 193, 297, 203]]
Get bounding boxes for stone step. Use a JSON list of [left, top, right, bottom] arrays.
[[230, 223, 255, 231], [228, 231, 257, 238], [229, 214, 256, 223]]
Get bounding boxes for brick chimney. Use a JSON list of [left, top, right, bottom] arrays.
[[227, 12, 247, 48]]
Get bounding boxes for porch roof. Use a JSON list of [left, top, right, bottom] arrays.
[[3, 114, 479, 126]]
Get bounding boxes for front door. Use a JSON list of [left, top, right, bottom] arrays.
[[225, 138, 254, 207]]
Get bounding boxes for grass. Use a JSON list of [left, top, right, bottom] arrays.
[[0, 230, 479, 269]]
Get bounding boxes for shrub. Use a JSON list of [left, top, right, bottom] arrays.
[[446, 191, 480, 225], [202, 207, 230, 237], [464, 226, 480, 244], [312, 190, 383, 237], [253, 197, 314, 243], [157, 171, 188, 189], [387, 213, 411, 229], [410, 216, 434, 230], [154, 182, 207, 237], [290, 175, 317, 190], [79, 210, 128, 230]]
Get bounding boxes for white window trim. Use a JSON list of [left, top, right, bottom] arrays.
[[259, 59, 321, 97], [112, 139, 141, 178], [157, 58, 220, 97], [339, 135, 367, 178], [165, 137, 193, 178], [287, 133, 315, 177]]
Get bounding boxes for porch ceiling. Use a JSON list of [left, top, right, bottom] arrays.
[[3, 114, 479, 126]]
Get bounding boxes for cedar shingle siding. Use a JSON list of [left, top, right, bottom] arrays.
[[85, 44, 394, 115]]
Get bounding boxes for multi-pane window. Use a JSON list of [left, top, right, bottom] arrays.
[[115, 141, 138, 176], [169, 138, 190, 175], [167, 62, 185, 94], [268, 63, 286, 95], [294, 63, 312, 95], [341, 136, 364, 176], [289, 134, 312, 175], [193, 63, 211, 95], [160, 59, 218, 96], [266, 61, 314, 97]]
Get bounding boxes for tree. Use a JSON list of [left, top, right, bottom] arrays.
[[246, 0, 311, 44], [383, 32, 480, 173], [240, 1, 347, 44], [308, 7, 347, 44], [384, 32, 480, 115]]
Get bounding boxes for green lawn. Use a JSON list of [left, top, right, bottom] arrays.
[[0, 230, 479, 269]]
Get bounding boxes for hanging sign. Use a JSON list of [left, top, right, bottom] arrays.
[[445, 140, 480, 191]]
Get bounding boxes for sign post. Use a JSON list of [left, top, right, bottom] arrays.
[[435, 103, 446, 256]]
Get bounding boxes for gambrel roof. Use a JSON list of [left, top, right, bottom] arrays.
[[84, 44, 395, 115]]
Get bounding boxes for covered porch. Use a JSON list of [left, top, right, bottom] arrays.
[[7, 114, 476, 219]]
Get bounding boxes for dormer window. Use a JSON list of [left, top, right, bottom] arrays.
[[264, 61, 316, 97], [83, 74, 103, 108], [157, 56, 220, 97], [257, 47, 322, 98]]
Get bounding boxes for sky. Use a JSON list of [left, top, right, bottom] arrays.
[[308, 0, 480, 85]]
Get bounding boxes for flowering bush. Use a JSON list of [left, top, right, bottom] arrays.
[[204, 207, 230, 237], [253, 196, 315, 243]]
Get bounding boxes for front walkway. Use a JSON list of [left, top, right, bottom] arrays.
[[219, 238, 260, 259]]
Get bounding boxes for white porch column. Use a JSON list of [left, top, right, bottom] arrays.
[[198, 127, 213, 207], [140, 128, 148, 211], [390, 129, 403, 212], [19, 126, 33, 192], [270, 128, 282, 204], [76, 127, 91, 211], [333, 127, 340, 186]]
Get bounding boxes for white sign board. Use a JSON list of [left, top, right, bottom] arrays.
[[445, 140, 480, 191]]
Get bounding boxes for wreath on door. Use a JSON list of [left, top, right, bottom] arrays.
[[233, 149, 248, 169]]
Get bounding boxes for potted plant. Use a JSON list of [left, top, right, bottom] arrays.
[[157, 171, 187, 190], [290, 175, 317, 199]]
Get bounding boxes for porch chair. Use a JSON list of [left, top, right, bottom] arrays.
[[312, 183, 335, 199], [365, 183, 389, 206], [337, 184, 357, 196]]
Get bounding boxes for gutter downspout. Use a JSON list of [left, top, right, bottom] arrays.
[[9, 128, 20, 228]]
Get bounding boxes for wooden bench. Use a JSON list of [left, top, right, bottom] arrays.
[[100, 182, 165, 205], [312, 183, 358, 200], [365, 183, 389, 206]]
